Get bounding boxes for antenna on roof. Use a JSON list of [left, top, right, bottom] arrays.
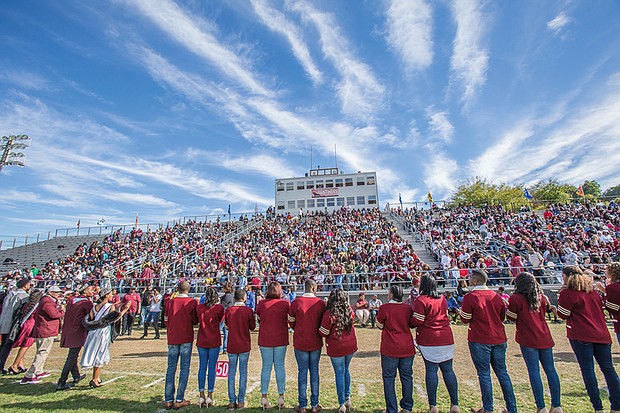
[[310, 145, 313, 170], [334, 144, 338, 170]]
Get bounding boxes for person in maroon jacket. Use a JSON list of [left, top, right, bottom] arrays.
[[164, 281, 198, 410], [376, 285, 416, 413], [319, 289, 357, 413], [56, 283, 95, 391], [599, 262, 620, 344], [121, 286, 141, 336], [196, 287, 224, 408], [288, 279, 326, 413], [507, 272, 562, 413], [225, 288, 256, 410], [256, 281, 290, 410], [558, 266, 620, 413], [20, 286, 65, 385], [410, 275, 459, 413], [460, 269, 517, 413]]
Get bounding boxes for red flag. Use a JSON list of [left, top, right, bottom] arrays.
[[135, 213, 139, 228], [77, 219, 80, 228]]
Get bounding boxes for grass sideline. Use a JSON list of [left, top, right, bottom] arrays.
[[0, 323, 610, 413]]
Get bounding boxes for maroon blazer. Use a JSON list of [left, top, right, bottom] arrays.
[[31, 295, 65, 339], [60, 296, 94, 348]]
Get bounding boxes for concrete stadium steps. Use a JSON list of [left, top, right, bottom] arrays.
[[0, 234, 108, 272], [383, 213, 437, 264]]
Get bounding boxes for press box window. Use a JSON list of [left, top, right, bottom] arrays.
[[357, 196, 365, 205], [327, 198, 335, 207], [345, 178, 353, 187], [347, 197, 355, 206], [315, 180, 324, 189], [297, 200, 305, 209], [336, 197, 344, 206], [326, 179, 334, 188], [287, 200, 295, 209], [276, 181, 284, 192], [356, 177, 365, 186], [317, 199, 325, 208], [368, 195, 377, 205], [277, 202, 285, 210], [335, 179, 343, 187], [367, 176, 376, 185], [307, 199, 315, 208], [286, 182, 294, 191], [306, 181, 314, 189], [297, 181, 305, 190]]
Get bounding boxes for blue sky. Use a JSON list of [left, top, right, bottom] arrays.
[[1, 0, 620, 237]]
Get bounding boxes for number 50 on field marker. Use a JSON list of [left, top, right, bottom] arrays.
[[216, 360, 229, 378]]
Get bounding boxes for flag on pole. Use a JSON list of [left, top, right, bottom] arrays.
[[97, 218, 106, 226], [77, 219, 80, 229], [523, 188, 533, 200], [398, 193, 403, 209], [427, 191, 433, 203], [228, 204, 231, 215], [576, 185, 585, 197], [254, 203, 258, 214], [135, 213, 139, 228]]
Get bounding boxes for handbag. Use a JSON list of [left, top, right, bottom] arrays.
[[82, 310, 122, 331]]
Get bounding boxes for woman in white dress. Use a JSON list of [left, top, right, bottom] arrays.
[[81, 288, 129, 387]]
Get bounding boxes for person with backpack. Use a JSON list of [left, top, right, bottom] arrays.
[[7, 290, 43, 375], [0, 278, 31, 374]]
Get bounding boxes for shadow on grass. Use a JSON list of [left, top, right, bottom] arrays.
[[353, 350, 381, 358], [0, 393, 162, 413], [122, 351, 168, 358]]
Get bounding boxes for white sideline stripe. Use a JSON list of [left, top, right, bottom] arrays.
[[142, 377, 165, 388], [46, 369, 163, 377], [100, 376, 125, 385], [245, 380, 261, 394], [357, 383, 366, 396]]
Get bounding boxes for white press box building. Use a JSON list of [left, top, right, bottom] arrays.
[[275, 167, 379, 214]]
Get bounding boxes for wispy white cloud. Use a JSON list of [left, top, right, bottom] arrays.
[[289, 0, 385, 119], [449, 0, 490, 104], [124, 0, 272, 96], [423, 151, 459, 192], [385, 0, 434, 72], [546, 12, 571, 35], [251, 0, 323, 84], [427, 110, 454, 143], [186, 149, 298, 178], [0, 71, 48, 91]]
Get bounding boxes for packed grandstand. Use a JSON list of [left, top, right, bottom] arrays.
[[2, 201, 618, 293]]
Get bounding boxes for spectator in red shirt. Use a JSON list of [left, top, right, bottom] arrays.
[[460, 269, 517, 413], [354, 292, 370, 327], [507, 272, 562, 413], [599, 262, 620, 344], [20, 286, 65, 384], [196, 287, 224, 408], [225, 288, 256, 410], [120, 287, 141, 336], [410, 276, 458, 413], [558, 266, 620, 413], [164, 281, 198, 410], [319, 289, 357, 413], [288, 279, 326, 413], [256, 282, 290, 411], [376, 285, 415, 413]]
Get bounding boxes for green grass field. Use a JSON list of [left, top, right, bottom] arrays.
[[0, 323, 610, 412]]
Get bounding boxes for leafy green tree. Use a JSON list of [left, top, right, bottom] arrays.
[[530, 179, 577, 203], [603, 184, 620, 198], [450, 177, 525, 207], [582, 180, 601, 197]]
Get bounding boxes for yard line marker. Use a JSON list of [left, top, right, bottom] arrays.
[[357, 384, 367, 396], [100, 376, 125, 385], [47, 369, 162, 377], [245, 380, 261, 394], [143, 377, 165, 388]]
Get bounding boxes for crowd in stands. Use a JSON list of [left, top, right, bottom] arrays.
[[397, 201, 620, 286]]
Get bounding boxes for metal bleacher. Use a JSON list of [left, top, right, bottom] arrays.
[[0, 234, 108, 273]]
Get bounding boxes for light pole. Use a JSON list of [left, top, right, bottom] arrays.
[[0, 134, 31, 173]]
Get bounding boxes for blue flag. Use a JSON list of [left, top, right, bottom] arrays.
[[523, 189, 532, 200], [399, 193, 403, 209], [228, 204, 231, 215]]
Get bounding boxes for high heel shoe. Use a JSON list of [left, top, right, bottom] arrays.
[[277, 396, 285, 411], [338, 405, 346, 413], [89, 379, 102, 388], [261, 396, 271, 410], [344, 399, 352, 412], [204, 397, 213, 408], [449, 405, 460, 413]]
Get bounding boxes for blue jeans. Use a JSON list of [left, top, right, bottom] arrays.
[[220, 321, 228, 353], [381, 355, 413, 413], [570, 339, 620, 411], [330, 354, 353, 405], [468, 342, 517, 413], [197, 346, 220, 393], [294, 348, 321, 408], [260, 346, 287, 395], [520, 345, 561, 409], [228, 352, 250, 404], [165, 342, 192, 403], [140, 306, 149, 326], [145, 311, 160, 326], [423, 357, 458, 407]]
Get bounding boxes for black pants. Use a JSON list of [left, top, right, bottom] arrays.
[[0, 334, 14, 371], [58, 347, 81, 384], [122, 313, 136, 334]]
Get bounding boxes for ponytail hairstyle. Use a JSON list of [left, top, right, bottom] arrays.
[[389, 285, 404, 302], [514, 272, 541, 311], [326, 288, 353, 336], [203, 287, 219, 307]]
